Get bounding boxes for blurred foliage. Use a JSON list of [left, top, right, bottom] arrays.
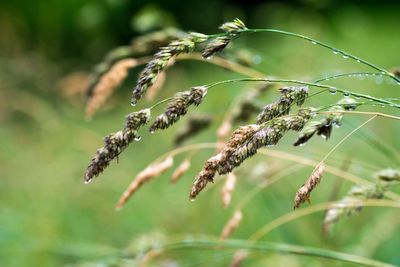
[[1, 1, 400, 266]]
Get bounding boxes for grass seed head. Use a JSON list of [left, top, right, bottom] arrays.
[[84, 109, 151, 183], [294, 162, 325, 209]]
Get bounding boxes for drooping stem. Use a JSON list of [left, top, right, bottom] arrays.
[[237, 29, 400, 84], [206, 77, 400, 108], [158, 237, 396, 267], [314, 72, 389, 83], [249, 199, 400, 242]]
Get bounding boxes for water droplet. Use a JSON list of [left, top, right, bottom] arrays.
[[329, 88, 337, 94], [333, 50, 339, 55], [84, 179, 92, 184], [356, 59, 361, 63], [342, 54, 349, 59], [343, 91, 350, 97], [131, 100, 137, 107], [134, 135, 141, 141], [298, 143, 306, 147], [311, 41, 317, 45], [190, 198, 196, 202], [355, 96, 361, 100], [205, 56, 213, 60], [397, 82, 400, 85], [381, 71, 386, 75], [150, 130, 155, 134]]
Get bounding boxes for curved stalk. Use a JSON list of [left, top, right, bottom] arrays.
[[238, 29, 400, 84], [159, 238, 396, 267], [250, 199, 400, 242], [206, 78, 400, 108]]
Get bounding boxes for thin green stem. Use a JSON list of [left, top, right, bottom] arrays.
[[160, 238, 395, 267], [314, 72, 388, 83], [249, 199, 400, 242], [238, 29, 400, 84], [206, 77, 400, 108]]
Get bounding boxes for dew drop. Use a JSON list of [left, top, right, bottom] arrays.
[[329, 88, 337, 94], [131, 100, 137, 107], [343, 91, 350, 97], [342, 54, 349, 59], [381, 71, 386, 75], [298, 143, 306, 147], [84, 179, 92, 184], [333, 50, 339, 55], [311, 41, 317, 45], [190, 198, 196, 202], [150, 130, 155, 134], [134, 135, 142, 141], [356, 59, 361, 63]]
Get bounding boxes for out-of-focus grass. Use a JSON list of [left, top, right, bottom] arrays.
[[1, 4, 400, 267]]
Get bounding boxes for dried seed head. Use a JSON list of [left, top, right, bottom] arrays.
[[131, 34, 208, 105], [220, 210, 243, 241], [220, 109, 313, 175], [221, 172, 237, 208], [84, 109, 151, 184], [374, 168, 400, 182], [86, 59, 138, 119], [294, 162, 325, 209], [218, 124, 261, 174], [116, 156, 174, 210], [171, 158, 191, 184], [174, 114, 213, 145], [323, 181, 390, 234], [149, 86, 208, 132], [293, 97, 358, 146], [256, 86, 309, 124], [189, 154, 221, 200], [202, 36, 231, 59]]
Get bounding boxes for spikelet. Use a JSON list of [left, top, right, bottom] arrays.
[[145, 70, 166, 101], [256, 86, 309, 124], [375, 168, 400, 181], [174, 114, 213, 145], [86, 59, 138, 119], [217, 124, 261, 174], [171, 158, 191, 184], [293, 97, 358, 146], [220, 210, 243, 240], [84, 109, 151, 183], [221, 172, 237, 208], [323, 168, 400, 233], [294, 162, 325, 209], [189, 154, 221, 200], [190, 108, 314, 199], [202, 18, 247, 59], [116, 156, 174, 210], [149, 86, 208, 132], [131, 32, 208, 105], [225, 108, 314, 173]]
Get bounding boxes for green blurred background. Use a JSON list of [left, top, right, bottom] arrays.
[[1, 0, 400, 266]]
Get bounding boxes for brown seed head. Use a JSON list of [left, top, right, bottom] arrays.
[[294, 162, 325, 209]]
